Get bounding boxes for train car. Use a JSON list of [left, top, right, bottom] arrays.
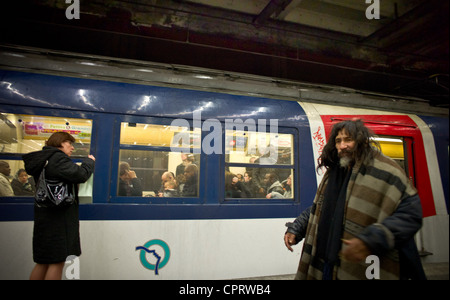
[[0, 47, 448, 279]]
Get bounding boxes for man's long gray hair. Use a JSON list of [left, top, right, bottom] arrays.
[[317, 119, 381, 173]]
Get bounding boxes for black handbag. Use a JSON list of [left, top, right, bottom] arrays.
[[35, 161, 75, 208]]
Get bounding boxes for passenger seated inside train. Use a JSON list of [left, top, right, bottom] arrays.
[[269, 175, 292, 199], [225, 171, 252, 198], [263, 172, 285, 199], [158, 171, 176, 197], [176, 153, 197, 178], [118, 161, 143, 196], [243, 171, 263, 198], [11, 169, 36, 196], [180, 163, 198, 197], [117, 149, 201, 198], [0, 161, 37, 197], [0, 161, 14, 197], [163, 180, 179, 197]]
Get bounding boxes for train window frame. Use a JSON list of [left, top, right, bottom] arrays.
[[222, 126, 298, 204], [109, 116, 204, 204], [373, 135, 414, 184], [0, 110, 95, 204]]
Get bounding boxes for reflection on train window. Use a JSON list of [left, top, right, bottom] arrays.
[[225, 130, 294, 199], [225, 131, 293, 165], [120, 122, 201, 149], [118, 122, 201, 198], [0, 113, 92, 156], [0, 113, 93, 201]]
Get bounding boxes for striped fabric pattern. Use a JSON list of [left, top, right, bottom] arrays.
[[296, 152, 417, 280]]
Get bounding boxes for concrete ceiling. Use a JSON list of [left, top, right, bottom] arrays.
[[0, 0, 448, 109]]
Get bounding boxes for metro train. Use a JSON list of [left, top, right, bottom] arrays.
[[0, 47, 448, 280]]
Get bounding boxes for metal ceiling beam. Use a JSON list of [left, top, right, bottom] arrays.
[[359, 0, 445, 44], [253, 0, 293, 25], [1, 45, 447, 116], [0, 0, 447, 108], [275, 0, 303, 20]]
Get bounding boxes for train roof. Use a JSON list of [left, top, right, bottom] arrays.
[[0, 45, 448, 118]]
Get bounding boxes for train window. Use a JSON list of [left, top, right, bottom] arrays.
[[117, 122, 201, 198], [373, 136, 406, 170], [0, 113, 92, 155], [225, 130, 294, 199], [120, 122, 201, 149], [0, 113, 93, 201]]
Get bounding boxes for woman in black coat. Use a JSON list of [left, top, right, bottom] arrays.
[[23, 132, 95, 280]]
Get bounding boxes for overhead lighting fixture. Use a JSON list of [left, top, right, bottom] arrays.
[[372, 137, 403, 143]]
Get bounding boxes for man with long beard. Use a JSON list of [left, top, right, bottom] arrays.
[[284, 120, 426, 280]]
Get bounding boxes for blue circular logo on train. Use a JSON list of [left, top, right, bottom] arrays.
[[136, 239, 170, 275]]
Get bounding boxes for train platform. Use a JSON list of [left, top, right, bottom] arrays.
[[235, 262, 449, 280]]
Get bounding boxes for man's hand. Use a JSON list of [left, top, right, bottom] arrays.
[[284, 232, 297, 252], [126, 170, 137, 179], [340, 238, 371, 263]]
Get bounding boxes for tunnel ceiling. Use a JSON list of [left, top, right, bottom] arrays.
[[0, 0, 448, 109]]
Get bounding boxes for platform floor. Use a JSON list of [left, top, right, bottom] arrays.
[[236, 262, 449, 280]]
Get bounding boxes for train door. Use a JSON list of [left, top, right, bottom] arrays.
[[403, 137, 416, 187], [376, 134, 433, 256]]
